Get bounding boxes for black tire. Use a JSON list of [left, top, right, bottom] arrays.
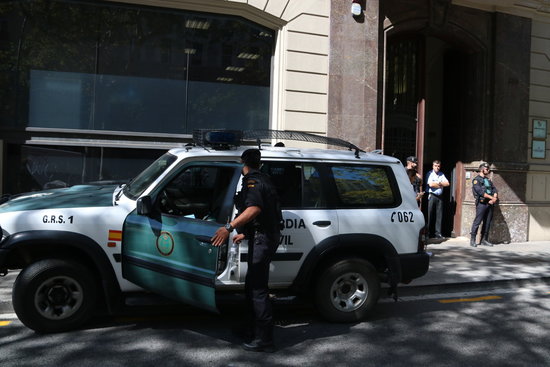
[[315, 259, 380, 322], [12, 259, 98, 333]]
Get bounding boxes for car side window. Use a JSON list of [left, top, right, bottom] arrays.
[[330, 165, 397, 208], [261, 162, 303, 208], [302, 163, 326, 208], [159, 165, 235, 222]]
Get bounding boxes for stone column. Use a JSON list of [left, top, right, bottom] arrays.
[[328, 0, 380, 151], [461, 13, 531, 243]]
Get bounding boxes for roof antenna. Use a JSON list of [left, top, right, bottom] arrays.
[[256, 138, 262, 150]]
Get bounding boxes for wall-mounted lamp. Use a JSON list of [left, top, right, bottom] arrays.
[[351, 0, 362, 16]]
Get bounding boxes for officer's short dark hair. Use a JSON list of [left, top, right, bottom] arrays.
[[479, 162, 490, 171], [406, 156, 417, 163], [241, 149, 261, 169]]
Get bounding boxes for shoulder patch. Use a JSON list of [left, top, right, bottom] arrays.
[[473, 180, 477, 184]]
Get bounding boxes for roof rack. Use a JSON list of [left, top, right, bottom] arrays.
[[193, 129, 365, 158]]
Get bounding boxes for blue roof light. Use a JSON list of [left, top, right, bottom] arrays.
[[194, 129, 242, 149]]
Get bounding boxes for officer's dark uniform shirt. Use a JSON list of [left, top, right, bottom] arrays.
[[472, 174, 497, 204], [412, 177, 421, 194], [235, 169, 282, 235]]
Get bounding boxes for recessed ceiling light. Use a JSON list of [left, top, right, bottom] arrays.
[[185, 19, 210, 30], [237, 52, 260, 60], [225, 66, 245, 72]]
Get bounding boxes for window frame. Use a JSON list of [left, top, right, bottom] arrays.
[[261, 160, 402, 210], [150, 161, 241, 223]]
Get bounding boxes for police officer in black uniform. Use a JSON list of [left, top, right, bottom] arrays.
[[211, 148, 282, 352], [470, 162, 498, 247]]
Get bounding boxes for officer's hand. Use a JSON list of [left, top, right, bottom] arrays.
[[233, 233, 245, 244], [211, 227, 230, 247]]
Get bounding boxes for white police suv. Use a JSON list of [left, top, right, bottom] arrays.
[[0, 130, 429, 332]]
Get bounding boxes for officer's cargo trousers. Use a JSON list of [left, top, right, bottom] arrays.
[[245, 231, 280, 343]]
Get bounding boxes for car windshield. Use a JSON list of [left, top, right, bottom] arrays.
[[123, 152, 178, 200]]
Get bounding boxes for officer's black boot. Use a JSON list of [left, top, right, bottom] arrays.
[[470, 234, 477, 247], [480, 233, 493, 247]]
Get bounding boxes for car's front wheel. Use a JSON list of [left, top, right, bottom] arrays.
[[315, 258, 380, 322], [12, 258, 97, 333]]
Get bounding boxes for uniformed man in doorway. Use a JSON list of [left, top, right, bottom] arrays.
[[211, 148, 282, 353], [405, 156, 423, 207], [470, 162, 498, 247]]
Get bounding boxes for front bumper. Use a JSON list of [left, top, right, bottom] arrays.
[[0, 230, 10, 275], [0, 249, 8, 276]]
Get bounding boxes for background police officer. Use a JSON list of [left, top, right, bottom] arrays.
[[211, 148, 282, 352], [405, 156, 423, 207], [470, 162, 498, 247]]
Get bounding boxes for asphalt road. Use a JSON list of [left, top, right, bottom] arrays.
[[1, 272, 550, 367]]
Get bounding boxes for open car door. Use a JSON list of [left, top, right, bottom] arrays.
[[122, 162, 241, 312]]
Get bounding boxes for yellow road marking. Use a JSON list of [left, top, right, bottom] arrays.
[[438, 295, 502, 304], [0, 321, 11, 326]]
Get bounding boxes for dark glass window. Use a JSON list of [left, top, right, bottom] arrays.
[[0, 0, 274, 133], [260, 162, 399, 209], [302, 163, 326, 208], [5, 144, 164, 194], [158, 164, 237, 223], [330, 165, 397, 208], [384, 37, 420, 162], [261, 162, 303, 208], [124, 152, 177, 200]]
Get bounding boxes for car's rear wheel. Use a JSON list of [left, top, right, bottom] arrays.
[[315, 258, 380, 322], [12, 259, 97, 333]]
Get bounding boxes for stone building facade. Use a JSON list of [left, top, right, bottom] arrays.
[[1, 0, 549, 242]]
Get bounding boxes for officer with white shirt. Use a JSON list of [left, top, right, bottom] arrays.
[[426, 160, 449, 239]]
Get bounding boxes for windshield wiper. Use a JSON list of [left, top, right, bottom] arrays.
[[114, 185, 125, 203], [115, 178, 133, 202]]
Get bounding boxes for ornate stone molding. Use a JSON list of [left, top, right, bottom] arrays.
[[515, 0, 550, 13], [429, 0, 452, 28], [454, 0, 550, 18]]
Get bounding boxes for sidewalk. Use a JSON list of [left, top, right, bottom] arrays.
[[407, 237, 550, 287]]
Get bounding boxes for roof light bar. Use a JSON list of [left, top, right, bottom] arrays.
[[193, 129, 365, 156], [193, 130, 242, 150]]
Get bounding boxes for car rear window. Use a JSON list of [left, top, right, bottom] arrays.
[[330, 165, 398, 208]]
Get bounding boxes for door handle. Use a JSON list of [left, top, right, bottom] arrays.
[[195, 235, 213, 244], [312, 220, 331, 227]]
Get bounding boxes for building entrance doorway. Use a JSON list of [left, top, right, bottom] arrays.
[[384, 34, 485, 237]]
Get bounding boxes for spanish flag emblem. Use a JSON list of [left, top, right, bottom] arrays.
[[107, 230, 122, 247]]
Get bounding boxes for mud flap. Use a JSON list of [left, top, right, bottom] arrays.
[[384, 255, 402, 302]]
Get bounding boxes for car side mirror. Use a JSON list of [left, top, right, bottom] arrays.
[[136, 196, 153, 216]]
